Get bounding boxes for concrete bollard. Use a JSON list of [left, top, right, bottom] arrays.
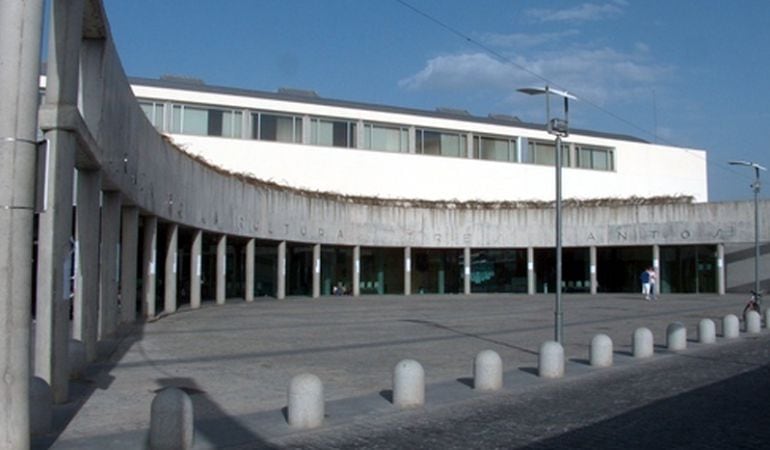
[[29, 377, 53, 436], [538, 341, 564, 379], [474, 350, 503, 391], [632, 327, 654, 358], [287, 373, 324, 429], [723, 314, 740, 339], [69, 339, 87, 379], [590, 334, 613, 367], [698, 319, 716, 344], [746, 310, 761, 334], [149, 387, 194, 450], [666, 322, 687, 351], [393, 359, 425, 408]]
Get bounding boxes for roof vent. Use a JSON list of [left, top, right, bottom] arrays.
[[278, 87, 320, 98], [160, 74, 205, 85], [436, 107, 471, 116], [488, 113, 521, 123]]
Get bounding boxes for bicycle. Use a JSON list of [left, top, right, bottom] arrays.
[[743, 290, 762, 316]]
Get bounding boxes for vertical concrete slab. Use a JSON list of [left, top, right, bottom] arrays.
[[589, 246, 598, 295], [216, 235, 226, 305], [164, 224, 178, 314], [120, 206, 139, 324], [652, 244, 661, 297], [245, 238, 255, 302], [142, 216, 158, 319], [277, 241, 287, 299], [74, 170, 100, 362], [353, 246, 361, 297], [190, 229, 202, 309], [717, 243, 725, 295], [404, 247, 412, 295], [312, 244, 321, 298], [0, 0, 45, 442], [99, 191, 121, 338], [527, 247, 535, 295], [464, 247, 471, 295]]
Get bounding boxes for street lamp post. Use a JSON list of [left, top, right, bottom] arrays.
[[518, 86, 576, 344], [729, 160, 766, 295]]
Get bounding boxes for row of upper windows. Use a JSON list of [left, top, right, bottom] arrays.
[[138, 100, 615, 171]]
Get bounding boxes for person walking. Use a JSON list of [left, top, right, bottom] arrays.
[[640, 267, 651, 301], [648, 267, 657, 301]]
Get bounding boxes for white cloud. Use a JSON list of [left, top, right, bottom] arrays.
[[526, 1, 627, 23], [479, 30, 580, 49]]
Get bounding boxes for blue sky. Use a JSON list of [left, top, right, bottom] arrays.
[[102, 0, 770, 202]]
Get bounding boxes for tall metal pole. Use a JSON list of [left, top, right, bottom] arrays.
[[0, 0, 46, 447], [753, 166, 761, 295], [555, 134, 563, 343]]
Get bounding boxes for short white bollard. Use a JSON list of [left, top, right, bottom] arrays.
[[698, 319, 716, 344], [69, 339, 87, 379], [746, 310, 761, 334], [29, 377, 52, 436], [632, 327, 654, 358], [590, 334, 613, 367], [666, 322, 687, 351], [474, 350, 503, 391], [538, 341, 564, 379], [149, 387, 194, 450], [723, 314, 740, 338], [393, 359, 425, 409], [287, 373, 324, 429]]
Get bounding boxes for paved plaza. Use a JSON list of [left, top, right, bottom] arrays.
[[37, 293, 769, 449]]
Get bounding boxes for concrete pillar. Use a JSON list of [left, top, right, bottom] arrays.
[[353, 246, 361, 297], [464, 247, 471, 295], [120, 206, 139, 324], [717, 243, 726, 295], [189, 230, 202, 309], [404, 247, 412, 295], [216, 235, 227, 305], [312, 244, 321, 298], [74, 170, 100, 362], [99, 191, 121, 338], [245, 238, 255, 302], [277, 241, 287, 299], [0, 0, 45, 443], [723, 314, 740, 338], [142, 216, 158, 319], [746, 311, 761, 334], [527, 247, 535, 295], [589, 246, 598, 295], [652, 244, 661, 297], [164, 224, 178, 314], [698, 319, 716, 344]]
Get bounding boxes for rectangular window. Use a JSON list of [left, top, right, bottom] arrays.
[[168, 103, 241, 137], [527, 140, 570, 166], [139, 101, 166, 130], [363, 123, 409, 152], [577, 146, 614, 171], [310, 118, 357, 148], [474, 135, 516, 162], [416, 129, 467, 157], [251, 112, 303, 143]]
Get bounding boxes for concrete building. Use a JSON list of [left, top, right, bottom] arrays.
[[0, 0, 767, 447]]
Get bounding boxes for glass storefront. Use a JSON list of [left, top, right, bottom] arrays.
[[470, 248, 527, 293], [596, 246, 652, 293], [411, 249, 463, 294], [360, 247, 403, 294], [286, 243, 313, 296], [660, 245, 717, 293], [534, 247, 590, 293], [321, 246, 353, 295]]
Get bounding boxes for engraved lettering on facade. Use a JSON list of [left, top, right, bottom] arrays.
[[434, 233, 441, 243], [337, 229, 344, 239], [617, 231, 627, 241], [300, 226, 307, 236], [681, 230, 691, 239], [587, 232, 597, 241], [318, 228, 325, 237], [463, 233, 472, 244], [284, 223, 290, 235]]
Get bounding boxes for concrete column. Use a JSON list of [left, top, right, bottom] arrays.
[[0, 0, 45, 442], [34, 0, 85, 407], [98, 191, 121, 338], [216, 235, 227, 305], [589, 246, 598, 295], [190, 229, 202, 309], [74, 170, 100, 362], [277, 241, 287, 299], [464, 247, 471, 295], [164, 224, 178, 314], [245, 238, 255, 302], [353, 246, 361, 297], [312, 244, 321, 298], [404, 247, 412, 295], [527, 247, 536, 295], [120, 206, 139, 324], [142, 216, 158, 319], [652, 244, 661, 296], [717, 243, 726, 295]]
